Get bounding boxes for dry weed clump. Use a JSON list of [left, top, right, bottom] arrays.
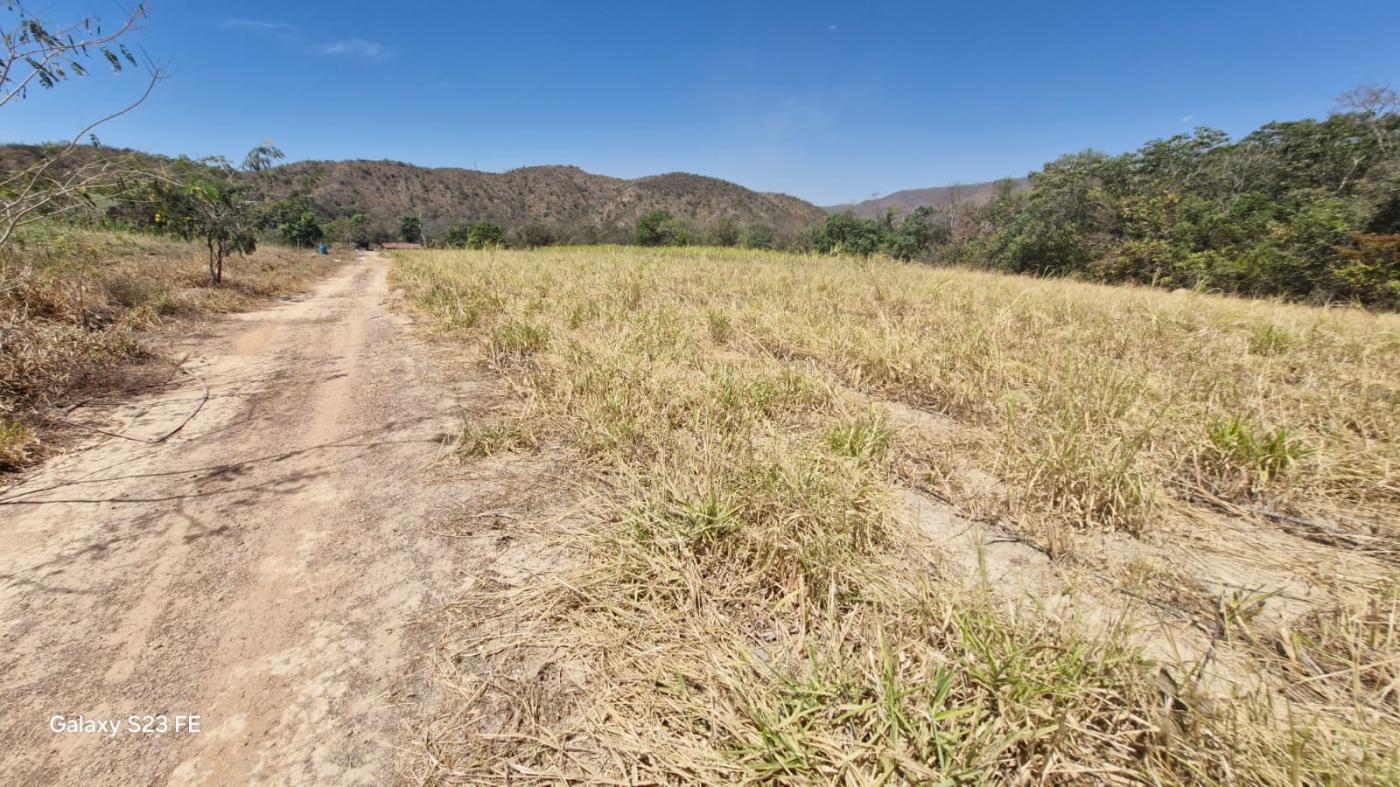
[[0, 226, 336, 469], [397, 246, 1400, 784]]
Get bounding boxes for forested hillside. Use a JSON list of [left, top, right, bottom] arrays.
[[809, 93, 1400, 306], [7, 90, 1399, 306], [253, 160, 823, 243], [0, 144, 824, 246], [955, 95, 1400, 305]]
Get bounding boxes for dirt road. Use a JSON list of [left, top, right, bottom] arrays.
[[0, 253, 473, 784]]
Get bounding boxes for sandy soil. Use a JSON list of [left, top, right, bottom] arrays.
[[0, 253, 481, 784]]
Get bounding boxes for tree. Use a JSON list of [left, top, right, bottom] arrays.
[[943, 89, 1400, 303], [281, 211, 323, 248], [706, 218, 740, 247], [1331, 232, 1400, 308], [264, 195, 323, 247], [140, 148, 277, 285], [656, 216, 696, 246], [816, 213, 887, 257], [347, 212, 370, 247], [636, 210, 672, 246], [324, 212, 370, 247], [0, 3, 160, 247], [466, 221, 505, 249], [400, 215, 423, 243], [887, 206, 950, 261], [152, 177, 258, 286], [741, 225, 776, 250], [512, 223, 554, 248], [445, 221, 472, 247], [1336, 83, 1399, 153], [242, 144, 286, 173]]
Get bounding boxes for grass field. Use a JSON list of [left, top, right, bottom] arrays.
[[396, 245, 1399, 784], [0, 227, 338, 469], [397, 243, 1400, 778]]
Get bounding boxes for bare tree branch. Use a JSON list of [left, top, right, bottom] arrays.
[[0, 3, 147, 109], [0, 3, 159, 248]]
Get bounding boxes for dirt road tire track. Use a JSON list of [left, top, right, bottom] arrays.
[[0, 253, 476, 784]]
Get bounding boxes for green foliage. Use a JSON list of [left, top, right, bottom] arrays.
[[810, 210, 946, 260], [444, 221, 472, 248], [0, 419, 36, 470], [962, 105, 1400, 306], [1206, 416, 1309, 483], [1331, 233, 1400, 308], [0, 4, 152, 247], [283, 211, 322, 248], [635, 211, 696, 247], [141, 156, 264, 285], [456, 415, 538, 457], [466, 221, 505, 249], [1247, 323, 1293, 355], [706, 218, 740, 247], [0, 5, 142, 96], [242, 144, 285, 173], [636, 211, 672, 246], [826, 409, 895, 461], [263, 195, 322, 247], [741, 224, 776, 250], [815, 213, 887, 257], [324, 212, 370, 247], [887, 207, 950, 261], [657, 216, 695, 246], [706, 308, 732, 343], [400, 215, 423, 243]]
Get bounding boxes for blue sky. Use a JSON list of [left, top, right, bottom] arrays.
[[7, 0, 1400, 204]]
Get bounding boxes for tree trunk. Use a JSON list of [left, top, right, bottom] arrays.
[[207, 238, 218, 286]]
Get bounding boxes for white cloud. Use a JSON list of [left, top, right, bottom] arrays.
[[221, 18, 298, 35], [223, 20, 392, 63], [1180, 114, 1195, 124], [316, 38, 393, 62]]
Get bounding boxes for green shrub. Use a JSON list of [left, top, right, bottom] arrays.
[[467, 222, 506, 249], [636, 211, 673, 246], [741, 225, 776, 250]]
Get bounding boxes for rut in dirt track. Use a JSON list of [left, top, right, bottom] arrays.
[[0, 253, 479, 785]]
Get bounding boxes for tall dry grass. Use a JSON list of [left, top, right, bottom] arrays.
[[397, 246, 1400, 784], [0, 226, 337, 468]]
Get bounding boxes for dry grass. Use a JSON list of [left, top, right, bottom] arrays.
[[0, 225, 338, 469], [396, 246, 1400, 784]]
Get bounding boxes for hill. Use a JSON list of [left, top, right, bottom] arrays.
[[0, 144, 825, 243], [257, 160, 825, 242], [824, 178, 1028, 218]]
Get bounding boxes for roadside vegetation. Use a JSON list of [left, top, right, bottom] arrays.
[[0, 226, 335, 469], [398, 245, 1399, 784], [0, 4, 344, 471]]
